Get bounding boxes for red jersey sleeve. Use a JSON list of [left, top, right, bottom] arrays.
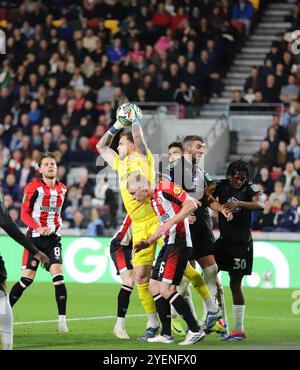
[[21, 183, 40, 230]]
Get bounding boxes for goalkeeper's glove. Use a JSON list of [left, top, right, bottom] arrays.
[[109, 120, 123, 135]]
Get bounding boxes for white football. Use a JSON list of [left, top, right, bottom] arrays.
[[116, 103, 143, 127]]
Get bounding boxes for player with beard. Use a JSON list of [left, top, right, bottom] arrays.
[[9, 152, 69, 333], [167, 135, 230, 334]]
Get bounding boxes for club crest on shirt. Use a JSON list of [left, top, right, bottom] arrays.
[[173, 186, 183, 196], [227, 196, 241, 213]]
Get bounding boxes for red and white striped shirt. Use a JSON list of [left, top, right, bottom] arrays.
[[150, 182, 192, 247], [21, 178, 67, 237], [113, 213, 132, 246]]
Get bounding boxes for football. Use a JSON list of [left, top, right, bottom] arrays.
[[116, 103, 143, 127]]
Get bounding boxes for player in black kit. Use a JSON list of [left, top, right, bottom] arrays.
[[213, 160, 264, 341], [167, 136, 231, 333], [0, 194, 49, 350]]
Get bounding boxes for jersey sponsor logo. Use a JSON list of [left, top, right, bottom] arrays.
[[251, 184, 260, 193], [40, 206, 61, 213], [173, 186, 183, 196], [227, 197, 242, 213]]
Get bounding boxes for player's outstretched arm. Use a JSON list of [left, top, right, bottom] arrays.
[[0, 200, 49, 267], [96, 121, 122, 167], [131, 118, 147, 155]]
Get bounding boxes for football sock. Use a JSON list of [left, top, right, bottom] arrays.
[[203, 264, 218, 298], [52, 275, 67, 315], [153, 294, 171, 336], [9, 277, 33, 307], [183, 263, 211, 300], [117, 285, 133, 318], [233, 305, 245, 332], [168, 292, 200, 333], [136, 283, 159, 328], [0, 293, 13, 350]]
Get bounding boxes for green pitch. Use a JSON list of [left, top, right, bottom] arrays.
[[8, 283, 300, 350]]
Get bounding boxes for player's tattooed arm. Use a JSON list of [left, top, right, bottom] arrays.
[[131, 119, 147, 155], [96, 125, 118, 167]]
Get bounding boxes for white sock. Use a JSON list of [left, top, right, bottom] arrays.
[[233, 305, 245, 332], [147, 313, 159, 329], [203, 264, 218, 298], [116, 317, 125, 329], [0, 294, 13, 350], [58, 315, 66, 323], [202, 264, 218, 320], [204, 297, 218, 313]]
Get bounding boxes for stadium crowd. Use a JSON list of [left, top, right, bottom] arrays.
[[0, 0, 261, 234]]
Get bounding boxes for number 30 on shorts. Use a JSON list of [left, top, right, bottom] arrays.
[[233, 258, 246, 270]]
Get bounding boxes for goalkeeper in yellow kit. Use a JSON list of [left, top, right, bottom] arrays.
[[97, 109, 161, 340]]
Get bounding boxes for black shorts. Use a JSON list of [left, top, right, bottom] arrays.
[[110, 237, 133, 275], [189, 223, 215, 260], [0, 255, 7, 286], [22, 235, 63, 271], [152, 241, 192, 286], [214, 238, 253, 276]]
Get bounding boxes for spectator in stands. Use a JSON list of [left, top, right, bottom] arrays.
[[253, 199, 275, 231], [288, 137, 300, 160], [231, 90, 248, 104], [255, 167, 274, 195], [231, 0, 254, 35], [173, 82, 196, 118], [280, 74, 300, 104], [71, 210, 88, 230], [293, 176, 300, 197], [255, 140, 274, 169], [275, 141, 294, 170], [248, 153, 261, 179], [252, 91, 263, 103], [266, 42, 282, 68], [265, 126, 279, 153], [94, 175, 118, 226], [106, 38, 127, 63], [244, 66, 259, 94], [261, 74, 280, 103], [269, 181, 286, 205], [273, 201, 299, 232], [0, 139, 10, 165], [279, 162, 298, 193], [86, 208, 105, 237], [283, 100, 300, 130], [15, 157, 36, 190], [71, 137, 95, 166], [270, 114, 289, 145], [3, 173, 22, 203], [288, 113, 300, 141]]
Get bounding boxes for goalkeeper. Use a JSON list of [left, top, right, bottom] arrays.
[[97, 104, 160, 341]]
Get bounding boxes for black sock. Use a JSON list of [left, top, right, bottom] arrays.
[[52, 275, 67, 315], [117, 285, 133, 317], [168, 292, 200, 333], [9, 277, 33, 307], [153, 294, 171, 336]]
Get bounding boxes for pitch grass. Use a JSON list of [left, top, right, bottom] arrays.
[[8, 282, 300, 350]]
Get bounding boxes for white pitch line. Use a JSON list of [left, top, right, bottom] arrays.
[[14, 314, 298, 326], [14, 314, 147, 325]]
